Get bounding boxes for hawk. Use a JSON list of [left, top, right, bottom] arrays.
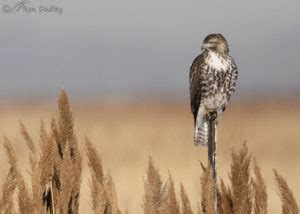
[[189, 34, 238, 146]]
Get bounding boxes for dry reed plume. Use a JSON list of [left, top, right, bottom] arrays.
[[86, 137, 121, 214], [180, 183, 193, 214], [0, 91, 299, 214], [143, 157, 166, 214], [252, 158, 268, 214], [274, 170, 299, 214], [229, 142, 252, 213]]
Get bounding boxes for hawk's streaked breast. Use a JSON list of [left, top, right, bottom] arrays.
[[189, 49, 238, 117]]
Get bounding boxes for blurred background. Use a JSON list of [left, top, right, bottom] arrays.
[[0, 0, 299, 213], [0, 0, 300, 100]]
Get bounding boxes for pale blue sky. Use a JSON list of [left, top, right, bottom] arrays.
[[0, 0, 299, 100]]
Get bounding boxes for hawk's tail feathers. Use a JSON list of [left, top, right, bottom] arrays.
[[194, 108, 208, 146], [194, 120, 208, 146]]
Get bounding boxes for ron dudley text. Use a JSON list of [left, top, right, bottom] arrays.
[[22, 5, 63, 14]]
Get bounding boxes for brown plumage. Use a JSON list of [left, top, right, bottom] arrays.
[[189, 33, 238, 146]]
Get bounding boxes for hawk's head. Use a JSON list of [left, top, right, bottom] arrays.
[[202, 34, 229, 54]]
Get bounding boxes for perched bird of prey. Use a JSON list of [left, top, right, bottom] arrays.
[[189, 34, 238, 146]]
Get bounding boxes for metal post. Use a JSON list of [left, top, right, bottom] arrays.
[[208, 118, 217, 212]]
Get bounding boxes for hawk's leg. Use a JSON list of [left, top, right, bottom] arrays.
[[208, 111, 218, 126], [209, 111, 218, 121], [208, 109, 222, 125]]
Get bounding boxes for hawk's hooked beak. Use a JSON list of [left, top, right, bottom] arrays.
[[201, 43, 213, 50]]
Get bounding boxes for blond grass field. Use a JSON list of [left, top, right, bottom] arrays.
[[0, 97, 299, 213]]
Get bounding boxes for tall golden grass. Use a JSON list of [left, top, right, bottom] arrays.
[[0, 91, 299, 214]]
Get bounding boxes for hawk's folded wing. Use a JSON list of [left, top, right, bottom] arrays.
[[189, 53, 205, 126]]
